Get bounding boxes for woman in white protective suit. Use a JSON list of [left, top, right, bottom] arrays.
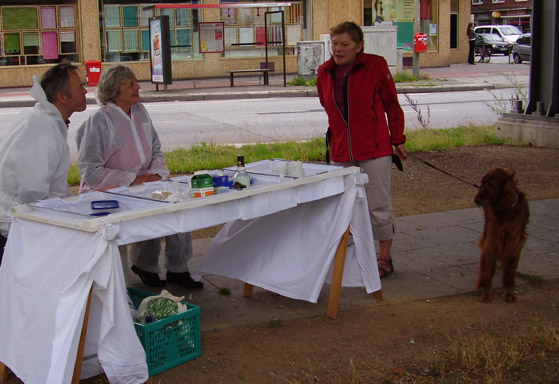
[[76, 64, 203, 289]]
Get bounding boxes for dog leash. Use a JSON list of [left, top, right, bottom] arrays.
[[410, 153, 480, 188]]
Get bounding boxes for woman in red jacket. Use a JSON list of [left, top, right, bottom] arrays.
[[317, 21, 408, 278]]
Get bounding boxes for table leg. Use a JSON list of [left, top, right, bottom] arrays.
[[326, 225, 351, 320], [243, 283, 254, 298], [0, 362, 8, 383], [71, 286, 93, 384], [0, 288, 94, 383], [371, 290, 383, 300]]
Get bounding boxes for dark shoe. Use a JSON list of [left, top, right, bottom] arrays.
[[166, 271, 204, 289], [131, 265, 166, 287], [377, 258, 394, 279]]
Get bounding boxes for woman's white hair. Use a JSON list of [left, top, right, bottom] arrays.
[[97, 64, 136, 105]]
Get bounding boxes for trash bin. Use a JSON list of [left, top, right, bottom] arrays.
[[85, 60, 102, 86]]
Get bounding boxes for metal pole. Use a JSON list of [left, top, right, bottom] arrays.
[[413, 0, 420, 77], [281, 10, 286, 87], [265, 11, 269, 71]]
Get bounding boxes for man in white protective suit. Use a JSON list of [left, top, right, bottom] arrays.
[[0, 62, 87, 266]]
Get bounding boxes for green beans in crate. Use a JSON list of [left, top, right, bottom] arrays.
[[127, 287, 202, 376]]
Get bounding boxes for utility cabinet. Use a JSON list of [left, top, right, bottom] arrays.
[[296, 41, 325, 76]]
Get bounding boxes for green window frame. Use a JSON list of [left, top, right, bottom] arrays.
[[0, 4, 78, 65]]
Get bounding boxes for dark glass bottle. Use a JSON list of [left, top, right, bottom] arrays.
[[232, 156, 251, 190]]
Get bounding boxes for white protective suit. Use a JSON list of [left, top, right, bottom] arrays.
[[0, 75, 72, 237], [77, 102, 192, 274], [76, 101, 169, 191]]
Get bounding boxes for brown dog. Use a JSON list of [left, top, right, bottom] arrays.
[[474, 168, 529, 303]]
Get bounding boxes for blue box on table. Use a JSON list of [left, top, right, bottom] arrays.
[[127, 287, 202, 376]]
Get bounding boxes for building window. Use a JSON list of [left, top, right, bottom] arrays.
[[420, 0, 439, 52], [0, 4, 79, 66], [100, 1, 202, 63], [472, 0, 483, 5], [492, 0, 505, 3], [220, 0, 302, 58], [364, 0, 439, 52]]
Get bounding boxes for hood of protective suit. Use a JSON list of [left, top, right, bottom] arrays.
[[0, 75, 72, 236], [30, 75, 68, 139]]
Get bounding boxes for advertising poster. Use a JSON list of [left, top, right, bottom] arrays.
[[149, 16, 172, 85], [150, 18, 163, 82], [199, 22, 225, 53], [372, 0, 414, 51]]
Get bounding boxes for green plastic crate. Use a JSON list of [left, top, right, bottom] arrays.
[[127, 287, 202, 376]]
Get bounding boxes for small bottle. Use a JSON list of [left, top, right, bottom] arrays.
[[232, 156, 251, 190]]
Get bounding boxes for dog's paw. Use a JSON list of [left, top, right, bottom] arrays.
[[504, 293, 517, 303], [480, 291, 493, 303]]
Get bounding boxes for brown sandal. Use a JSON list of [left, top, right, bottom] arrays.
[[377, 258, 394, 279]]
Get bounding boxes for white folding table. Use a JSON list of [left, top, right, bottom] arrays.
[[0, 161, 381, 384]]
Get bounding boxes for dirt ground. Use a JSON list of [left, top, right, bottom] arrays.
[[172, 145, 559, 384]]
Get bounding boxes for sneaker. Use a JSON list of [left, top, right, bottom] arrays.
[[131, 265, 166, 287], [166, 271, 204, 289]]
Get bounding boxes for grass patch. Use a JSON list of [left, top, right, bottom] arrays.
[[405, 124, 504, 152], [287, 76, 317, 87], [67, 125, 503, 186], [393, 69, 430, 83], [517, 271, 546, 287], [288, 323, 559, 384], [217, 287, 231, 296], [267, 318, 283, 328], [436, 324, 559, 384]]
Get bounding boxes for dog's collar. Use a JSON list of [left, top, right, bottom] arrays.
[[509, 194, 519, 209]]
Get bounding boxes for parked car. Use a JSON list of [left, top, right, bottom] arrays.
[[512, 33, 531, 64], [475, 34, 511, 55], [474, 25, 522, 44]]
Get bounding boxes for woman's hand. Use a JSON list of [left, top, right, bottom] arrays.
[[395, 144, 409, 161], [131, 173, 161, 185], [146, 173, 162, 182]]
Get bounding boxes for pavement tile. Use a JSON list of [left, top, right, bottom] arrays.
[[378, 271, 464, 303]]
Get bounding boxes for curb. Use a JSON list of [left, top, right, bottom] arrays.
[[0, 83, 519, 109]]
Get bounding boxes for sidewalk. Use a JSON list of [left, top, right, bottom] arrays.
[[125, 197, 559, 332], [0, 61, 530, 108]]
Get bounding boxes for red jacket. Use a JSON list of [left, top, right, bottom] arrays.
[[317, 53, 406, 162]]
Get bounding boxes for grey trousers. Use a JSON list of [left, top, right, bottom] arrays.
[[122, 232, 193, 274], [334, 156, 395, 241]]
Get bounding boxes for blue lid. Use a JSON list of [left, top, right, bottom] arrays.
[[91, 200, 119, 210], [90, 211, 110, 217]]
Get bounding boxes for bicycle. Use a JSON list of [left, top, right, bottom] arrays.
[[474, 45, 491, 63]]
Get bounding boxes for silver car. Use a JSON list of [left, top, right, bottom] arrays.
[[512, 33, 531, 64]]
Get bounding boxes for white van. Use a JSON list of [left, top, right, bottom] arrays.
[[474, 25, 522, 44]]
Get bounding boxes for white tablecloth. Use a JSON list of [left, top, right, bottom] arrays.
[[0, 163, 379, 384], [0, 220, 147, 384], [195, 172, 380, 302]]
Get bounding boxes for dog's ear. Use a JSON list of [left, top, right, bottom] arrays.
[[496, 171, 519, 212]]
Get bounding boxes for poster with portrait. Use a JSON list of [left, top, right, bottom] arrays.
[[149, 16, 172, 85]]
